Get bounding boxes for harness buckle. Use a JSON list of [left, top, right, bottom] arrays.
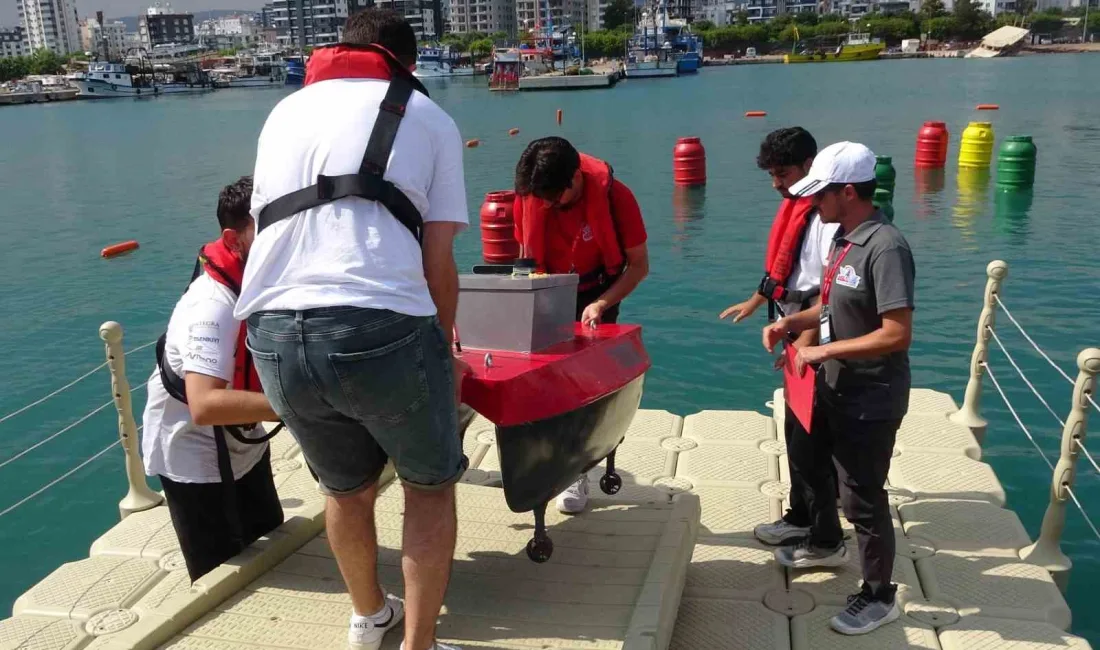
[[757, 275, 788, 302], [317, 174, 336, 200], [380, 100, 406, 116]]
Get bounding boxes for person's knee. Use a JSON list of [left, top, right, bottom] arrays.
[[327, 483, 379, 514], [403, 482, 455, 508]]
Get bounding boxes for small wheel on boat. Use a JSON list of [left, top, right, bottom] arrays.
[[600, 472, 623, 495], [525, 535, 554, 563]]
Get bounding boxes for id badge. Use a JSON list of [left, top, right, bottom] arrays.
[[820, 305, 833, 345]]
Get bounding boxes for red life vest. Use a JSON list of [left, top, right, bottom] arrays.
[[759, 196, 817, 303], [197, 239, 262, 393], [304, 43, 399, 85], [514, 153, 624, 279]]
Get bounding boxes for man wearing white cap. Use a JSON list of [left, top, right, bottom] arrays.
[[762, 141, 916, 636]]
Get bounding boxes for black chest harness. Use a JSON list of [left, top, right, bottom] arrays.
[[256, 48, 429, 244]]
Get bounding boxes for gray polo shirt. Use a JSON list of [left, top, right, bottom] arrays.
[[818, 211, 915, 421]]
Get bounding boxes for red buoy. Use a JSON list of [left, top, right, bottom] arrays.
[[744, 111, 767, 118], [673, 137, 706, 187], [915, 121, 949, 169], [976, 104, 999, 111], [556, 109, 563, 125], [466, 139, 480, 148], [101, 240, 139, 258], [480, 191, 520, 264]]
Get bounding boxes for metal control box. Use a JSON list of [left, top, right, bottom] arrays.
[[456, 274, 579, 353]]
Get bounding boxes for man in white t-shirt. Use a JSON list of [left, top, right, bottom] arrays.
[[235, 10, 467, 650], [142, 176, 283, 583], [719, 127, 840, 546]]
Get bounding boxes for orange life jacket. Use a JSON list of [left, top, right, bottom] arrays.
[[514, 153, 624, 282], [196, 239, 262, 393], [758, 196, 817, 310]]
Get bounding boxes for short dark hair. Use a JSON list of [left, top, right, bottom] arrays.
[[514, 137, 581, 201], [343, 8, 417, 68], [757, 127, 817, 170], [822, 179, 877, 201], [217, 176, 253, 231]]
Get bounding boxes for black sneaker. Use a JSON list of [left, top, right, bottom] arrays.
[[774, 538, 848, 569], [829, 587, 901, 635]]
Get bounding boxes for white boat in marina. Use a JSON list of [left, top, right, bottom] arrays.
[[413, 47, 478, 79], [73, 61, 215, 98], [624, 44, 678, 78], [211, 52, 287, 89]]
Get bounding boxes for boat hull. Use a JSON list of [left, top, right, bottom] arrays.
[[225, 76, 284, 88], [785, 43, 884, 63], [624, 65, 678, 78], [494, 374, 644, 513], [74, 80, 214, 98], [676, 53, 702, 73]]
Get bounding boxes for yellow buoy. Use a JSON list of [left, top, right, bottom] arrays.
[[958, 121, 995, 169]]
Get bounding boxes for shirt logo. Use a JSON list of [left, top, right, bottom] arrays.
[[580, 225, 594, 242], [836, 265, 861, 289]]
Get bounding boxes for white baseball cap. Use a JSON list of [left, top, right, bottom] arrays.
[[788, 141, 877, 197]]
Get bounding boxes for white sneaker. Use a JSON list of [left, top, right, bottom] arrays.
[[348, 594, 405, 650], [556, 474, 590, 514], [400, 643, 462, 650]]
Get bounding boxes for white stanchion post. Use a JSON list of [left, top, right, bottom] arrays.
[[100, 321, 163, 519], [950, 260, 1008, 443], [1020, 347, 1100, 592]]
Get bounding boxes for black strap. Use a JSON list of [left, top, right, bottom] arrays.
[[213, 425, 244, 550], [256, 52, 426, 245]]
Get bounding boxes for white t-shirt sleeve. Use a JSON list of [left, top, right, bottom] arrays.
[[818, 220, 841, 273], [179, 298, 237, 383], [424, 116, 469, 226]]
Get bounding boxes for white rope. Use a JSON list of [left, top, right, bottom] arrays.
[[0, 439, 123, 519], [1077, 439, 1100, 475], [994, 295, 1100, 418], [1066, 486, 1100, 544], [983, 362, 1055, 470], [0, 339, 157, 426], [985, 362, 1100, 544], [987, 326, 1065, 428], [0, 383, 146, 471]]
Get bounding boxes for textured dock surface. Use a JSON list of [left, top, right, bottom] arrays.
[[0, 389, 1091, 649]]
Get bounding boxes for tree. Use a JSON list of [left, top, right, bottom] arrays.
[[735, 10, 750, 26], [922, 15, 959, 39], [491, 30, 509, 43], [1027, 10, 1066, 33], [792, 11, 819, 25], [1015, 0, 1037, 15], [26, 49, 65, 76], [920, 0, 948, 20], [602, 0, 632, 31], [469, 38, 493, 58], [693, 19, 716, 31]]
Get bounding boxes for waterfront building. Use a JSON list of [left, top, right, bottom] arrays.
[[17, 0, 81, 55], [81, 13, 128, 60], [139, 5, 196, 48], [0, 26, 26, 59]]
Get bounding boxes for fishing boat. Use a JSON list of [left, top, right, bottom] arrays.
[[784, 32, 885, 63], [623, 1, 682, 78], [73, 60, 216, 98], [413, 46, 478, 78], [624, 42, 679, 78]]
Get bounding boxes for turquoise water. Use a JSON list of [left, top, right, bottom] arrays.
[[1, 55, 1098, 641]]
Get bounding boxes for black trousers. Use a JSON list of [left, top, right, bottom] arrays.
[[791, 398, 900, 601], [782, 404, 838, 527], [160, 449, 284, 582]]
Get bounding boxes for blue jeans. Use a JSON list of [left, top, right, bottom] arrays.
[[246, 307, 466, 495]]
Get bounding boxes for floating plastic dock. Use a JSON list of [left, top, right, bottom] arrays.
[[0, 388, 1091, 649]]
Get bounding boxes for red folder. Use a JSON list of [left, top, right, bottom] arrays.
[[782, 344, 816, 433]]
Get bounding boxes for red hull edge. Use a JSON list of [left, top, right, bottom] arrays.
[[460, 324, 651, 427]]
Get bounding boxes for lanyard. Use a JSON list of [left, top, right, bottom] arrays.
[[821, 242, 853, 306]]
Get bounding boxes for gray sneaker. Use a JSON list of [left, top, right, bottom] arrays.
[[774, 539, 848, 569], [753, 517, 811, 545], [830, 590, 901, 635]]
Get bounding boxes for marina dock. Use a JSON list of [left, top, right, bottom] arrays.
[[0, 261, 1096, 649]]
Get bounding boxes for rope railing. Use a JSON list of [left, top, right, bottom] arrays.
[[984, 361, 1100, 544], [953, 261, 1100, 591], [995, 293, 1100, 418], [0, 434, 132, 519], [0, 338, 157, 426], [0, 383, 147, 471]]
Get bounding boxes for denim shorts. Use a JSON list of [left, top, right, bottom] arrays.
[[246, 307, 466, 495]]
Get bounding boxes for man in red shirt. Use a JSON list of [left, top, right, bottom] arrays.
[[513, 136, 649, 512]]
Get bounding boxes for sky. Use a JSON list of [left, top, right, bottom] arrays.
[[2, 0, 262, 29]]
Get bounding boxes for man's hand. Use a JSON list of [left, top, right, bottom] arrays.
[[762, 319, 788, 353], [581, 300, 609, 329], [773, 335, 812, 370], [795, 345, 830, 375], [452, 356, 472, 402], [720, 300, 758, 323]]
